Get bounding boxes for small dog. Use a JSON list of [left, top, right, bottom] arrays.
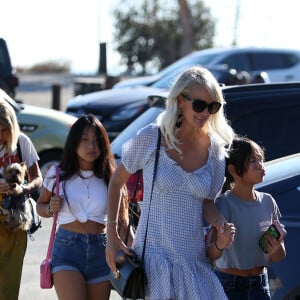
[[0, 162, 33, 231]]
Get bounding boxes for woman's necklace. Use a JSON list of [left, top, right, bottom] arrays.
[[79, 171, 94, 200]]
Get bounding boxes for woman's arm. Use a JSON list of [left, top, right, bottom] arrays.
[[106, 163, 131, 273], [22, 161, 43, 195], [203, 198, 226, 230], [36, 187, 62, 218]]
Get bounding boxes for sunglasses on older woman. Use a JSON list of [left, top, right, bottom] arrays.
[[181, 94, 222, 114]]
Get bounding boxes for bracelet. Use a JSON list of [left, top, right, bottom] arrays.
[[215, 240, 224, 251], [107, 220, 117, 225], [47, 204, 54, 217]]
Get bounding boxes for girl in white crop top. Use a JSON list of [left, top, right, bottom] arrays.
[[37, 115, 129, 300], [206, 136, 286, 300]]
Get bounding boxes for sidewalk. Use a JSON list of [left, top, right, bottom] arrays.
[[19, 217, 122, 300]]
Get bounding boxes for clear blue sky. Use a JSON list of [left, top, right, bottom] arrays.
[[1, 0, 300, 75]]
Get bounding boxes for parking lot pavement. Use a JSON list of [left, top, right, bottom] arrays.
[[19, 217, 122, 300]]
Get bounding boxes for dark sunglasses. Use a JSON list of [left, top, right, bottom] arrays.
[[181, 94, 222, 114]]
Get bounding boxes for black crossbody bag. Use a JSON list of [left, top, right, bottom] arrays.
[[109, 128, 161, 299]]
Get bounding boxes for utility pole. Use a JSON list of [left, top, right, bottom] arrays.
[[232, 0, 241, 46]]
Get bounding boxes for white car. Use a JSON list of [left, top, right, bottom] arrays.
[[0, 89, 77, 175], [114, 46, 300, 88]]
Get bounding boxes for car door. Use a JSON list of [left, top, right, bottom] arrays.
[[249, 51, 300, 82], [257, 175, 300, 300], [224, 90, 300, 161], [216, 52, 251, 72]]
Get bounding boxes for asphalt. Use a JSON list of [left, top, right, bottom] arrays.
[[16, 74, 122, 299]]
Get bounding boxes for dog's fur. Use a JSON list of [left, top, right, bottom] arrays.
[[0, 162, 33, 231]]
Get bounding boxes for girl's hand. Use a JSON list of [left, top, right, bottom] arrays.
[[8, 183, 23, 195], [49, 195, 63, 213], [265, 234, 282, 255], [216, 222, 236, 249]]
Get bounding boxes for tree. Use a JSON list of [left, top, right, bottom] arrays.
[[113, 0, 215, 75]]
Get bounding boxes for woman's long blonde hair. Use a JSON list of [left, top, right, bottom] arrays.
[[0, 98, 20, 154], [157, 66, 234, 153]]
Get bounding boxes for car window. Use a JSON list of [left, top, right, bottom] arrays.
[[250, 52, 300, 70], [111, 107, 163, 159], [156, 52, 222, 77], [218, 53, 251, 71], [226, 94, 300, 161]]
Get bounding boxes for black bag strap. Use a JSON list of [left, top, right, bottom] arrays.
[[17, 140, 22, 162], [141, 127, 161, 265], [17, 140, 28, 183], [132, 169, 142, 199], [124, 170, 142, 244]]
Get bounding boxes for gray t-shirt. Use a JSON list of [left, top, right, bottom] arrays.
[[215, 190, 281, 270]]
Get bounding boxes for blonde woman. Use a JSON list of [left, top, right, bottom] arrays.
[[106, 66, 235, 299]]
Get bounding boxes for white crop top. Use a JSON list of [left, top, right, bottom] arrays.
[[43, 165, 108, 225]]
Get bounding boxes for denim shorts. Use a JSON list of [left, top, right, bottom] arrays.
[[51, 227, 110, 284], [215, 269, 271, 300]]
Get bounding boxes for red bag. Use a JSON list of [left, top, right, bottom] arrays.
[[40, 165, 59, 289]]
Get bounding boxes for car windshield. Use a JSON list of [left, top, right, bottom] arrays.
[[151, 52, 223, 89], [156, 52, 221, 77], [151, 65, 228, 89], [111, 106, 163, 160]]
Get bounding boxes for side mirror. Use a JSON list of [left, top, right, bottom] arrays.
[[147, 95, 167, 107]]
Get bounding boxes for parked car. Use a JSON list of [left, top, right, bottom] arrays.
[[111, 82, 300, 162], [66, 66, 253, 141], [0, 88, 77, 175], [0, 38, 19, 97], [111, 84, 300, 300], [255, 153, 300, 300], [113, 46, 300, 89]]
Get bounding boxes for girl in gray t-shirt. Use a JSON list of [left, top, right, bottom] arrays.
[[206, 136, 286, 300]]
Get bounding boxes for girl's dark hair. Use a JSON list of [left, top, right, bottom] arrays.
[[57, 114, 129, 228], [59, 114, 115, 186], [221, 135, 264, 193]]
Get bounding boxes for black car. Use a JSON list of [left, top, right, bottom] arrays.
[[112, 82, 300, 162], [0, 38, 19, 97], [111, 83, 300, 300]]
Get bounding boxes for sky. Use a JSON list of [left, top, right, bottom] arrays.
[[1, 0, 300, 75]]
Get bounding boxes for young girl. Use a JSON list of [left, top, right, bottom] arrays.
[[207, 136, 286, 300], [37, 115, 129, 300]]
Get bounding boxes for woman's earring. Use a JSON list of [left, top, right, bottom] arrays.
[[176, 109, 183, 128]]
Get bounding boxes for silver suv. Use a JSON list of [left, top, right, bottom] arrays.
[[114, 47, 300, 88]]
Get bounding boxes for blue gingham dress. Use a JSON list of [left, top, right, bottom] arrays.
[[122, 124, 227, 300]]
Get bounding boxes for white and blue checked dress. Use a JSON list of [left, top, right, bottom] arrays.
[[122, 124, 227, 300]]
